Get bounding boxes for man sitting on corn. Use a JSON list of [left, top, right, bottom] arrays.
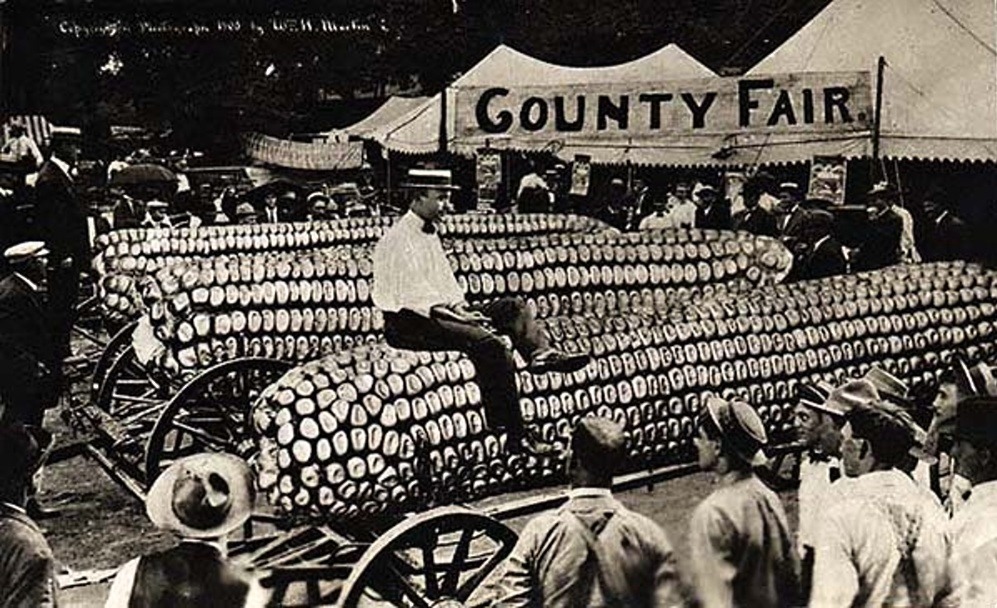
[[372, 169, 591, 456]]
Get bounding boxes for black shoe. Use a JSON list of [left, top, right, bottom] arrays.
[[529, 349, 591, 374], [26, 498, 62, 521]]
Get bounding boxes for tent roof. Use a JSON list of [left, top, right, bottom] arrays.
[[343, 96, 430, 139], [375, 43, 718, 156], [748, 0, 997, 162]]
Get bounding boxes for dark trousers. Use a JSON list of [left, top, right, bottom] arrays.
[[383, 297, 546, 438], [48, 261, 79, 358]]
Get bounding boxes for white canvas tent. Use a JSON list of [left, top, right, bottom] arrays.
[[369, 43, 720, 163], [746, 0, 997, 163], [341, 96, 430, 140]]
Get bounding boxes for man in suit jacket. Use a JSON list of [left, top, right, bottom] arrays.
[[776, 182, 813, 239], [796, 211, 847, 281], [0, 242, 60, 428], [694, 185, 732, 230], [733, 179, 777, 237], [111, 191, 145, 230], [853, 183, 903, 272], [918, 187, 973, 262], [32, 127, 86, 360]]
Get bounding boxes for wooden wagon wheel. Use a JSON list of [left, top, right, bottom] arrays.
[[143, 357, 292, 486], [89, 320, 139, 403], [337, 506, 518, 608], [93, 345, 173, 421]]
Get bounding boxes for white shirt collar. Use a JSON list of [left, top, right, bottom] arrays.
[[936, 210, 950, 224], [568, 487, 613, 500], [814, 235, 831, 250], [50, 156, 73, 180], [401, 210, 428, 230], [179, 538, 227, 555]]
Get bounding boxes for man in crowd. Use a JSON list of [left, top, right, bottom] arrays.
[[260, 192, 283, 223], [104, 453, 268, 607], [495, 417, 682, 607], [598, 178, 632, 230], [0, 422, 58, 607], [0, 242, 61, 429], [638, 198, 675, 230], [694, 185, 731, 231], [668, 182, 697, 229], [790, 210, 846, 281], [853, 183, 903, 271], [33, 126, 87, 360], [629, 179, 651, 220], [793, 380, 858, 596], [947, 396, 997, 607], [516, 162, 550, 214], [689, 396, 800, 608], [732, 179, 777, 237], [776, 182, 813, 240], [234, 202, 258, 225], [810, 400, 957, 607], [372, 171, 590, 456], [111, 187, 145, 230], [1, 124, 44, 172], [918, 186, 972, 262], [141, 200, 172, 229]]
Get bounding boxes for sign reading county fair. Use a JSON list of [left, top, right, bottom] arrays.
[[456, 72, 872, 146]]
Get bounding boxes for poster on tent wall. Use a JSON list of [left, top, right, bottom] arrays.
[[476, 149, 502, 205], [808, 156, 848, 205], [453, 71, 872, 149], [570, 155, 591, 197]]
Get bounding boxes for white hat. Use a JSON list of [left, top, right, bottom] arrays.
[[4, 241, 49, 263], [146, 453, 255, 539]]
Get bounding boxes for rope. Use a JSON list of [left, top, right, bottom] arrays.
[[930, 0, 997, 55]]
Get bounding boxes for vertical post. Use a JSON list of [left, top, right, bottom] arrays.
[[439, 89, 449, 154], [871, 55, 886, 164], [386, 150, 393, 210]]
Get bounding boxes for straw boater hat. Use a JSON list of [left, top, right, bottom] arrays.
[[146, 453, 254, 539], [702, 395, 768, 466], [235, 202, 257, 219], [400, 168, 460, 191], [4, 241, 49, 264]]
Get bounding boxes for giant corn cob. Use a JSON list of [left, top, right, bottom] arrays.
[[251, 261, 997, 524], [94, 215, 609, 325], [143, 229, 790, 377]]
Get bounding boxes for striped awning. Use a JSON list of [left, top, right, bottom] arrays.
[[3, 115, 53, 149]]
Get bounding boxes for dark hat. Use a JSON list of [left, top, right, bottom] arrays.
[[400, 168, 460, 191], [867, 181, 900, 200], [0, 422, 52, 484], [953, 356, 997, 398], [955, 396, 997, 446], [702, 396, 768, 466]]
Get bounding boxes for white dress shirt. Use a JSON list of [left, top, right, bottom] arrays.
[[797, 454, 841, 553], [948, 480, 997, 608], [671, 200, 697, 228], [810, 469, 957, 608], [639, 212, 675, 230], [892, 205, 921, 263], [371, 211, 465, 318]]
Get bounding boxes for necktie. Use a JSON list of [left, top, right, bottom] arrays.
[[422, 220, 437, 235]]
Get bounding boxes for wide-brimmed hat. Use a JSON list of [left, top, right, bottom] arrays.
[[797, 380, 837, 415], [867, 181, 900, 200], [863, 366, 911, 406], [399, 168, 461, 191], [702, 395, 768, 466], [823, 379, 879, 417], [146, 453, 255, 539], [4, 241, 49, 264]]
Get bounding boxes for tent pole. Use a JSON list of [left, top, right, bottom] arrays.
[[439, 90, 449, 155], [386, 150, 392, 210], [871, 55, 886, 168]]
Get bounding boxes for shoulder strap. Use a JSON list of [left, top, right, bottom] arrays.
[[561, 508, 630, 608]]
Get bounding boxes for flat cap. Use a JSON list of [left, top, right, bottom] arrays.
[[824, 379, 879, 416], [703, 395, 768, 466]]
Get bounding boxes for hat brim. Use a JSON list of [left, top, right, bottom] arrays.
[[399, 182, 461, 192], [146, 453, 254, 539]]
